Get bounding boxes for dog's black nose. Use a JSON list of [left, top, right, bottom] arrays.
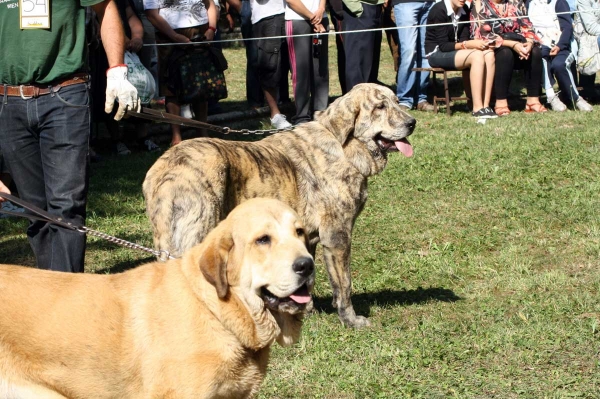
[[292, 256, 314, 278], [406, 117, 417, 131]]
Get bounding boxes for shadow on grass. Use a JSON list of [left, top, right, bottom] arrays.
[[93, 255, 157, 275], [313, 287, 461, 317]]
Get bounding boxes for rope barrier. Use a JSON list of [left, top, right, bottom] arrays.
[[142, 8, 600, 47]]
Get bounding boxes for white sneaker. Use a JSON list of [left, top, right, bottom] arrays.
[[116, 142, 131, 156], [576, 97, 593, 112], [0, 201, 25, 219], [548, 95, 567, 112], [270, 114, 292, 129], [180, 104, 194, 119]]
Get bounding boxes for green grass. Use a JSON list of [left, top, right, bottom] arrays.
[[1, 37, 600, 398]]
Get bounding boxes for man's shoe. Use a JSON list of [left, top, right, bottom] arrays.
[[116, 142, 131, 156], [144, 139, 161, 152], [398, 104, 411, 111], [270, 114, 292, 129], [416, 101, 435, 112], [576, 97, 593, 112], [548, 95, 567, 112]]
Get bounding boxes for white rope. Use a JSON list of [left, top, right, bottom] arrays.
[[143, 8, 600, 47]]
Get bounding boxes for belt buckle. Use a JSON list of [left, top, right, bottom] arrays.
[[19, 86, 33, 100]]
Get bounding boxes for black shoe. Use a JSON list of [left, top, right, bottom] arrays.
[[484, 107, 498, 118]]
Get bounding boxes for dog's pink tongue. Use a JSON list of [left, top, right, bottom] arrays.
[[395, 139, 413, 157], [289, 285, 311, 304]]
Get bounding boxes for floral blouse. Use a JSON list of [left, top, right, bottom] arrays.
[[470, 0, 542, 44]]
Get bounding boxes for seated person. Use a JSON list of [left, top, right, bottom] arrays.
[[425, 0, 497, 118], [472, 0, 545, 115], [576, 0, 600, 100], [528, 0, 593, 111]]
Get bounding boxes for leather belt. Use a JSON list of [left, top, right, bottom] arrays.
[[0, 73, 89, 99]]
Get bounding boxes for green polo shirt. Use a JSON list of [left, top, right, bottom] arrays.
[[0, 0, 102, 85]]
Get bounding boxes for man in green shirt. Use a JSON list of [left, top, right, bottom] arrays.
[[0, 0, 140, 272]]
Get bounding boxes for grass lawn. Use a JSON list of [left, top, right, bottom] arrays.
[[1, 36, 600, 398]]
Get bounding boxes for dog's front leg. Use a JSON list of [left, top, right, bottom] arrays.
[[320, 229, 370, 328]]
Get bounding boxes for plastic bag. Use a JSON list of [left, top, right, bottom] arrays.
[[125, 51, 156, 104]]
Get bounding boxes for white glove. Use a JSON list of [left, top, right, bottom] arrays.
[[105, 65, 141, 121]]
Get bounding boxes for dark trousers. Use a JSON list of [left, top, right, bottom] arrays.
[[541, 46, 579, 103], [330, 7, 347, 94], [241, 0, 265, 107], [0, 83, 90, 272], [494, 45, 543, 100], [342, 3, 382, 91], [286, 19, 329, 124]]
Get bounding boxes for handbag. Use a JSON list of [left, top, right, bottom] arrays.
[[573, 13, 600, 75], [167, 46, 228, 104], [124, 51, 156, 104], [500, 32, 527, 43]]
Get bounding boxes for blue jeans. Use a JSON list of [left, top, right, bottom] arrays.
[[0, 83, 90, 272], [241, 0, 264, 107], [395, 1, 434, 107]]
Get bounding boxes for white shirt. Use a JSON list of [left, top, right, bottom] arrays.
[[250, 0, 286, 24], [143, 0, 208, 29], [285, 0, 322, 20]]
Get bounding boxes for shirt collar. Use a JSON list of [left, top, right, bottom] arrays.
[[444, 0, 466, 19]]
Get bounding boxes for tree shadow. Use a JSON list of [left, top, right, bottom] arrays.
[[313, 287, 461, 317]]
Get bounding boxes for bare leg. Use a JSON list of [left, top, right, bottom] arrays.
[[166, 99, 182, 146], [192, 101, 208, 137], [454, 49, 485, 112], [264, 88, 282, 118], [483, 50, 495, 108]]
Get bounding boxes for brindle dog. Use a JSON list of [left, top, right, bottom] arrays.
[[143, 83, 416, 328]]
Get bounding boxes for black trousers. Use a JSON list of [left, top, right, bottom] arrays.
[[342, 3, 382, 91], [494, 45, 543, 100]]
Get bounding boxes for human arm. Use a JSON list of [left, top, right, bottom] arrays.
[[145, 8, 191, 43], [0, 181, 10, 202], [126, 5, 145, 52], [578, 0, 600, 35], [204, 0, 218, 41], [226, 0, 242, 13], [92, 0, 141, 120], [555, 0, 573, 51], [286, 0, 318, 20]]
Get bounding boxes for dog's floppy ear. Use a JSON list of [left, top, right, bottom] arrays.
[[198, 230, 233, 299], [315, 85, 363, 144]]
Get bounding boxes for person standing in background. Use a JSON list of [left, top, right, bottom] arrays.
[[0, 0, 140, 272]]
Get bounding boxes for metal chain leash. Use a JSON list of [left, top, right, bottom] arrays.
[[78, 226, 176, 261], [129, 107, 295, 137]]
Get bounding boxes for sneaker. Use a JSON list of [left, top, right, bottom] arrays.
[[576, 97, 593, 112], [144, 139, 161, 153], [0, 201, 25, 219], [416, 101, 435, 112], [180, 104, 194, 119], [472, 108, 497, 119], [548, 95, 567, 112], [484, 107, 498, 118], [116, 142, 131, 156], [270, 113, 292, 129]]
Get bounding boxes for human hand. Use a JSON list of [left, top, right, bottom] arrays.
[[128, 37, 144, 53], [549, 45, 559, 56], [226, 13, 235, 32], [176, 33, 191, 43], [470, 39, 489, 50], [204, 28, 215, 41], [105, 65, 142, 121], [0, 180, 10, 202], [313, 23, 326, 33], [310, 7, 325, 25]]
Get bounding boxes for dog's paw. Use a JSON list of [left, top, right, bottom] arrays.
[[340, 314, 371, 329]]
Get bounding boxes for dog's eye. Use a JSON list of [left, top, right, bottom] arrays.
[[296, 228, 304, 237], [256, 235, 271, 245], [376, 103, 386, 110]]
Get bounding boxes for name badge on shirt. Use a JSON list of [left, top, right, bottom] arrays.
[[20, 0, 51, 30]]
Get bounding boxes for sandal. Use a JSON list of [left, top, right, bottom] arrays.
[[524, 103, 548, 113], [494, 106, 511, 116]]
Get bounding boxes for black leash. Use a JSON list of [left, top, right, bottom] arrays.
[[0, 192, 175, 261]]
